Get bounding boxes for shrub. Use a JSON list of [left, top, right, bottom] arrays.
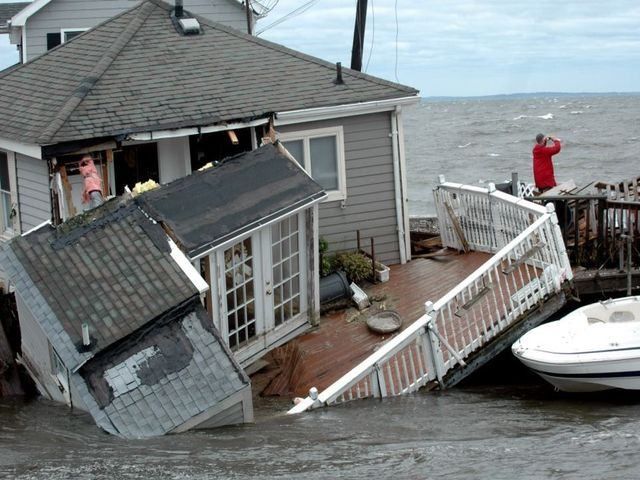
[[333, 251, 372, 283], [319, 237, 333, 277]]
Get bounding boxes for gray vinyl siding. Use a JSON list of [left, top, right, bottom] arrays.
[[24, 0, 247, 61], [16, 154, 50, 231], [278, 112, 401, 265], [15, 291, 68, 404]]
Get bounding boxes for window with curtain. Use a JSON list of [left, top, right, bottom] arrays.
[[280, 126, 346, 201]]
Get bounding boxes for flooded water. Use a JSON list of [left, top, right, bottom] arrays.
[[3, 94, 640, 478], [3, 374, 640, 479], [405, 93, 640, 215]]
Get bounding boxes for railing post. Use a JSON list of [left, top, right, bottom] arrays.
[[375, 364, 387, 398], [546, 202, 573, 282], [424, 301, 446, 384], [511, 172, 519, 197]]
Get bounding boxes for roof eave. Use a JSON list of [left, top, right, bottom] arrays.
[[10, 0, 51, 27], [274, 95, 420, 126]]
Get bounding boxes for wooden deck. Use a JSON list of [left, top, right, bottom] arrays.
[[253, 251, 492, 398]]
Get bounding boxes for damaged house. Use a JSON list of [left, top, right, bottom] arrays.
[[0, 0, 419, 427], [0, 198, 254, 438], [1, 142, 324, 436]]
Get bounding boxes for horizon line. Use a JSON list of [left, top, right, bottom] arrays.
[[423, 91, 640, 99]]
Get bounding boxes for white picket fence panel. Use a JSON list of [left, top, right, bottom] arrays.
[[288, 182, 572, 414]]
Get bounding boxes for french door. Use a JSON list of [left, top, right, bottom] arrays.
[[214, 212, 307, 364]]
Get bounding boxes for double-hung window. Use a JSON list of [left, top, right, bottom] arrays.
[[0, 151, 13, 235], [280, 127, 346, 202]]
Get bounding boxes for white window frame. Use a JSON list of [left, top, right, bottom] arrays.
[[60, 28, 89, 44], [279, 126, 347, 202], [0, 149, 18, 240]]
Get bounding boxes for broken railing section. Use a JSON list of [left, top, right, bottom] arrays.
[[288, 181, 572, 414]]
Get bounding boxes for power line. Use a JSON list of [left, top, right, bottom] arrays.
[[394, 0, 399, 83], [256, 0, 320, 35]]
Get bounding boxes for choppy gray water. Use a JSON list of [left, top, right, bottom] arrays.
[[4, 382, 640, 480], [3, 95, 640, 479], [405, 93, 640, 214]]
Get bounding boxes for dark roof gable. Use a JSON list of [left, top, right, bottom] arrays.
[[0, 0, 418, 146], [3, 198, 197, 368]]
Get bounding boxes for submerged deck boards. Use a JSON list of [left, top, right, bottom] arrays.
[[257, 251, 493, 398]]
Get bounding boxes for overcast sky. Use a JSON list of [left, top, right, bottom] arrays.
[[1, 0, 639, 96]]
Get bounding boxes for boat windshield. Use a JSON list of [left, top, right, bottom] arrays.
[[587, 311, 636, 324]]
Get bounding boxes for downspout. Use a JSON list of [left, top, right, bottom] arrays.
[[396, 106, 412, 262], [391, 107, 408, 264]]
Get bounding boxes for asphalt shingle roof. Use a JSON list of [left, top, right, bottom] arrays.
[[2, 198, 196, 368], [138, 143, 325, 257], [0, 2, 28, 33], [0, 0, 418, 146]]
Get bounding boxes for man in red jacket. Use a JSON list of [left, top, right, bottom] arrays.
[[532, 133, 562, 192]]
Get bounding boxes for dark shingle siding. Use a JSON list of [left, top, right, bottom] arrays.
[[0, 0, 417, 145]]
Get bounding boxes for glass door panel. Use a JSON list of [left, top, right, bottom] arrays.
[[223, 237, 257, 351], [271, 215, 302, 327]]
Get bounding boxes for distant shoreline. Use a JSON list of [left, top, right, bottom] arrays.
[[423, 91, 640, 102]]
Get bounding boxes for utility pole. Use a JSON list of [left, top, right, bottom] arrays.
[[245, 0, 253, 35], [350, 0, 368, 71]]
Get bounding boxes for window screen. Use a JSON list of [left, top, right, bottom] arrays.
[[309, 136, 338, 190]]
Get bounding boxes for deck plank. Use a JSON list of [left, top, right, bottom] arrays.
[[257, 251, 493, 397]]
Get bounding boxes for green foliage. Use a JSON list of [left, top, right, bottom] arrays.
[[333, 251, 373, 283], [319, 237, 333, 277]]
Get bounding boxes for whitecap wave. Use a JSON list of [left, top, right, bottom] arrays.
[[513, 115, 528, 120], [457, 142, 472, 148], [537, 113, 554, 120], [488, 153, 500, 157], [558, 105, 567, 109], [570, 110, 583, 115]]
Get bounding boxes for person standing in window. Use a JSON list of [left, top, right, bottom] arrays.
[[79, 155, 104, 209], [532, 133, 562, 193]]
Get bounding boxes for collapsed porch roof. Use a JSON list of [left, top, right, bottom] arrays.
[[138, 143, 326, 258]]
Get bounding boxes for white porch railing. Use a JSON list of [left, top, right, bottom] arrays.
[[288, 181, 572, 414]]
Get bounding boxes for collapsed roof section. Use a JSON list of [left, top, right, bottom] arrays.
[[1, 198, 252, 438], [138, 143, 326, 258]]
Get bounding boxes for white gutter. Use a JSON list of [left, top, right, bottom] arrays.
[[391, 107, 407, 264], [127, 118, 270, 142], [0, 137, 42, 159], [275, 96, 419, 126], [167, 237, 209, 295]]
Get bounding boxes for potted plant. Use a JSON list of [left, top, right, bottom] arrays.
[[375, 262, 390, 283]]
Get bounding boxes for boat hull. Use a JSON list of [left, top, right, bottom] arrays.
[[512, 296, 640, 392], [514, 353, 640, 392]]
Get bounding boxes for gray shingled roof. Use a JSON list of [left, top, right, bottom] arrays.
[[76, 300, 250, 438], [138, 143, 325, 257], [1, 198, 196, 369], [0, 0, 418, 146], [0, 2, 28, 33]]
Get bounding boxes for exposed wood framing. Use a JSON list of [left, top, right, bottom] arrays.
[[58, 165, 77, 218]]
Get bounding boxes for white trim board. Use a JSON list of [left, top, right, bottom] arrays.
[[0, 138, 42, 159], [274, 96, 420, 126], [10, 0, 50, 27]]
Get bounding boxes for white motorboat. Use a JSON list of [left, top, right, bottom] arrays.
[[512, 296, 640, 392]]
